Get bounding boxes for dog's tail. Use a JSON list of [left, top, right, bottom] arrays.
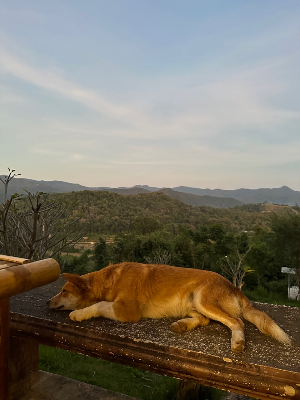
[[237, 292, 291, 346]]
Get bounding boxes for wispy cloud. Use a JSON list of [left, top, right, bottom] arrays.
[[1, 44, 299, 144], [31, 147, 85, 162], [0, 85, 28, 104], [0, 47, 144, 124]]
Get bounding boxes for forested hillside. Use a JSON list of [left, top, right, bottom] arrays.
[[49, 190, 285, 235]]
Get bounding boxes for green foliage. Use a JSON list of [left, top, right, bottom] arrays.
[[108, 231, 175, 265], [49, 190, 273, 235], [63, 249, 93, 274], [132, 216, 161, 234], [270, 212, 300, 285], [243, 286, 300, 307], [93, 237, 109, 269], [265, 279, 288, 297], [236, 204, 264, 212]]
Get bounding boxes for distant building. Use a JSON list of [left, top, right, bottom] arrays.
[[281, 267, 299, 300]]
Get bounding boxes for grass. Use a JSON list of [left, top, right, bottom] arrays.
[[243, 286, 300, 307], [39, 346, 225, 400], [39, 345, 179, 400]]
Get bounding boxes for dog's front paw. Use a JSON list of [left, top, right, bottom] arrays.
[[69, 310, 87, 322]]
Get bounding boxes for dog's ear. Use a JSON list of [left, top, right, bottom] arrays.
[[63, 273, 87, 290]]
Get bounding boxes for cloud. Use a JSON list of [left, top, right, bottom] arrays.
[[0, 47, 144, 125], [31, 147, 85, 162], [1, 44, 299, 146], [71, 154, 85, 160], [1, 36, 299, 190], [144, 61, 300, 140], [0, 85, 28, 104]]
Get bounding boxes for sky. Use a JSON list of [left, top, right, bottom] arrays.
[[1, 1, 300, 190]]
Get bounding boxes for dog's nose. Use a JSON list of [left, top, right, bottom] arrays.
[[46, 300, 50, 306]]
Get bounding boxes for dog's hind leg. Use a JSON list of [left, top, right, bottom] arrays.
[[171, 310, 210, 333], [197, 303, 245, 353]]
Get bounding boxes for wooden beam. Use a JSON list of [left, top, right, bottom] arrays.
[[0, 258, 60, 300], [10, 312, 300, 400], [0, 255, 33, 265]]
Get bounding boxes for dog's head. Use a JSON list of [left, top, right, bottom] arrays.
[[48, 273, 92, 311]]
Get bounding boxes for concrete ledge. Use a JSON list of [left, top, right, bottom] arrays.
[[21, 371, 140, 400]]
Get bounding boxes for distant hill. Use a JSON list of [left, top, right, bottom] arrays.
[[0, 176, 91, 201], [123, 185, 300, 206], [133, 185, 159, 192], [96, 187, 242, 208], [40, 180, 91, 192], [1, 176, 299, 207], [0, 178, 242, 208], [157, 188, 243, 208], [173, 186, 300, 206], [49, 190, 275, 234], [102, 187, 150, 195]]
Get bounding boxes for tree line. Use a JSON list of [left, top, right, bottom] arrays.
[[64, 215, 300, 297]]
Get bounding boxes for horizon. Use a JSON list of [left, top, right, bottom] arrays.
[[3, 175, 299, 192], [1, 1, 300, 190]]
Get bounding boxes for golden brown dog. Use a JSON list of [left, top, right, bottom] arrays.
[[48, 262, 291, 353]]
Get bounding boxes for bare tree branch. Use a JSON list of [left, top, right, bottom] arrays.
[[0, 168, 83, 260], [221, 244, 253, 288]]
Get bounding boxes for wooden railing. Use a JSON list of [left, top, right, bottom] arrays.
[[0, 255, 60, 400], [6, 275, 300, 400]]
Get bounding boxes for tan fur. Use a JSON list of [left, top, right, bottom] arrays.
[[48, 262, 292, 353]]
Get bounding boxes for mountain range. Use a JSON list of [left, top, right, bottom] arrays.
[[1, 177, 300, 208]]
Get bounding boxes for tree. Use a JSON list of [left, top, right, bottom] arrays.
[[0, 168, 21, 202], [145, 249, 172, 265], [132, 216, 160, 235], [270, 212, 300, 287], [0, 169, 83, 261], [245, 227, 277, 289], [220, 233, 253, 288], [173, 232, 196, 268], [221, 248, 253, 288], [63, 249, 93, 275], [110, 236, 126, 264], [93, 237, 109, 269]]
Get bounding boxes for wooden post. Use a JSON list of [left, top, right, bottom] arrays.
[[0, 298, 10, 400], [0, 256, 60, 399], [9, 337, 39, 400]]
